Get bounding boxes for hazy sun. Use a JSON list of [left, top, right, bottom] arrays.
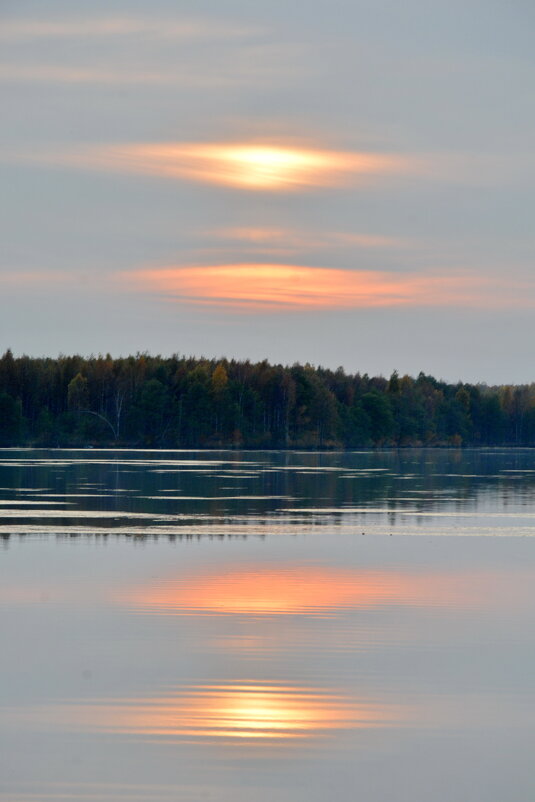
[[214, 145, 335, 189], [77, 141, 405, 190]]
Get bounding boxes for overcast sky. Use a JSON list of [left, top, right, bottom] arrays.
[[1, 0, 534, 382]]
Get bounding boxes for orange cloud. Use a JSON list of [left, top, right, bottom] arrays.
[[47, 142, 406, 190], [126, 264, 509, 311]]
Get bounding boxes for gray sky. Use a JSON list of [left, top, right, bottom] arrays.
[[1, 0, 534, 382]]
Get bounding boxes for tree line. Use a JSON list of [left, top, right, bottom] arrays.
[[0, 349, 534, 448]]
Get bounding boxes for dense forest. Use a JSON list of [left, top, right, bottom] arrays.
[[0, 349, 534, 448]]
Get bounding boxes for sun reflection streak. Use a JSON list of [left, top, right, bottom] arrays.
[[22, 682, 406, 744]]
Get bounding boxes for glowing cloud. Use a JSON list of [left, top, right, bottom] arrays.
[[126, 264, 507, 311], [50, 142, 406, 190]]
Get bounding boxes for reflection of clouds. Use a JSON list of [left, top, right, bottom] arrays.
[[121, 564, 493, 617], [126, 264, 503, 311], [0, 587, 60, 605], [10, 682, 405, 744]]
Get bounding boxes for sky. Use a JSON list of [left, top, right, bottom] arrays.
[[1, 0, 534, 383]]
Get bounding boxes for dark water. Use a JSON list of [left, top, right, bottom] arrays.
[[1, 449, 535, 801]]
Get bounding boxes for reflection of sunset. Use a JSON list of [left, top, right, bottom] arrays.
[[123, 565, 483, 617], [64, 142, 405, 190], [127, 264, 492, 311], [48, 682, 404, 743]]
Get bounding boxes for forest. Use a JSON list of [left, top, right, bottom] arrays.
[[0, 349, 533, 448]]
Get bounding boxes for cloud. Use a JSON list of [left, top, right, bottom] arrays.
[[123, 264, 523, 311], [212, 227, 410, 251], [415, 152, 535, 188], [0, 17, 262, 42], [0, 51, 311, 88], [18, 142, 407, 191], [0, 64, 176, 86], [0, 270, 73, 287], [0, 21, 310, 89], [189, 227, 414, 262]]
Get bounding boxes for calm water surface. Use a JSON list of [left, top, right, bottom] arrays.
[[1, 449, 535, 801]]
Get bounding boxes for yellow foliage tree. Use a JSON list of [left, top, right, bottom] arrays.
[[211, 363, 228, 395]]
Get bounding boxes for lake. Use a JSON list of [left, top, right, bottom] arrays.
[[1, 448, 535, 801]]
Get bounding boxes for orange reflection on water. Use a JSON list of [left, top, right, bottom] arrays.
[[123, 564, 479, 617], [79, 142, 404, 190], [53, 682, 403, 743], [127, 264, 493, 311]]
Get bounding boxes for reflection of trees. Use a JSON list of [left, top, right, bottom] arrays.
[[1, 449, 535, 540]]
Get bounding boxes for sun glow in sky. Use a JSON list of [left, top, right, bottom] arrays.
[[54, 141, 405, 190], [1, 1, 535, 379]]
